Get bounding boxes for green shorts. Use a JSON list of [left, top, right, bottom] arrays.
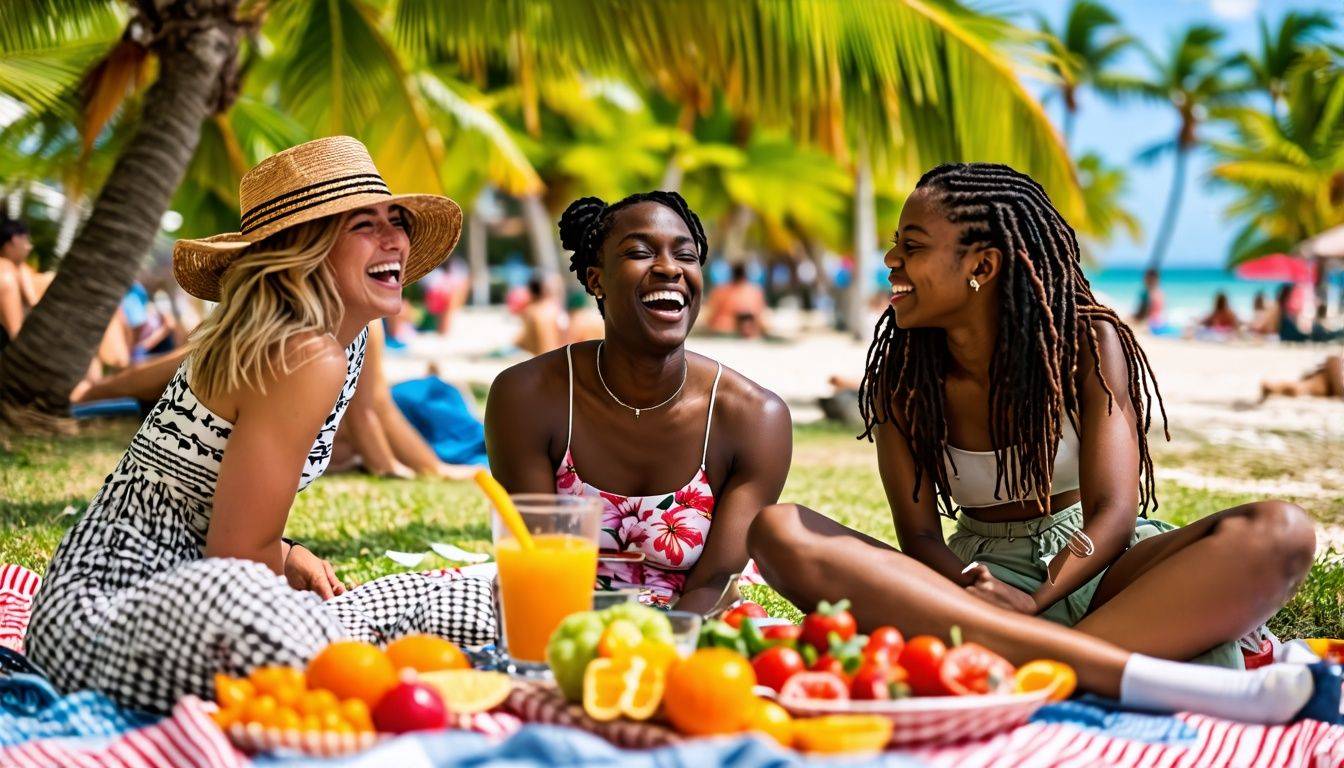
[[946, 503, 1244, 669]]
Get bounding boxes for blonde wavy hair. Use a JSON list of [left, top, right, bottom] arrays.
[[187, 214, 347, 400]]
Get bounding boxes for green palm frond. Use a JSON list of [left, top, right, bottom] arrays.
[[392, 0, 1083, 224], [0, 0, 119, 52], [416, 72, 543, 197]]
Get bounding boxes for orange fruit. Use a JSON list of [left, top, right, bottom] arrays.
[[213, 675, 254, 709], [241, 694, 278, 725], [211, 706, 241, 729], [305, 641, 398, 708], [419, 670, 514, 714], [792, 715, 893, 755], [296, 688, 339, 717], [385, 635, 470, 673], [1014, 660, 1077, 702], [266, 706, 302, 731], [300, 714, 322, 732], [743, 699, 793, 748], [662, 648, 757, 736], [340, 698, 374, 731]]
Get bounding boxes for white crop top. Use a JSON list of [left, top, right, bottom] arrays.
[[943, 419, 1081, 508]]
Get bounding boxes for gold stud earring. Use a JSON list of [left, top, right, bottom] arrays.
[[969, 278, 981, 293]]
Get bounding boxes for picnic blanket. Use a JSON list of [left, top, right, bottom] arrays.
[[390, 376, 488, 468], [2, 561, 1342, 766]]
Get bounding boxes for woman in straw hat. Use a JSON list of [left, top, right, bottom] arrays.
[[27, 137, 496, 713]]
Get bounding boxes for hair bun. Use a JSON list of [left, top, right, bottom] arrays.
[[558, 196, 607, 254]]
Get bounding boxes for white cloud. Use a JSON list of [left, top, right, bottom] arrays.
[[1208, 0, 1258, 20]]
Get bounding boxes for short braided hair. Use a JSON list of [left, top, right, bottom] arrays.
[[558, 191, 708, 315], [858, 162, 1168, 519]]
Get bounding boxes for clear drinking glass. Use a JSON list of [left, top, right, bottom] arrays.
[[665, 610, 703, 657], [491, 494, 601, 673]]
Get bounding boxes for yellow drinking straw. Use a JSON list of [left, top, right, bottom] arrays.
[[474, 469, 535, 551]]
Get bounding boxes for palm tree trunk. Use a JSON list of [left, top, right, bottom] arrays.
[[720, 204, 754, 263], [848, 138, 876, 338], [1145, 143, 1190, 272], [0, 1, 241, 427], [1063, 105, 1077, 150], [519, 193, 561, 277]]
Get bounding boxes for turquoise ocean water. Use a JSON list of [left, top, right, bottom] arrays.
[[1084, 267, 1279, 326]]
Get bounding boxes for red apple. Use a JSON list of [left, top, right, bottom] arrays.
[[372, 680, 449, 734]]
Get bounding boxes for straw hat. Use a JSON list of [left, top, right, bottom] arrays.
[[173, 136, 462, 301]]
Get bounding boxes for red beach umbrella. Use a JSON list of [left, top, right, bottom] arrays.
[[1234, 253, 1316, 283]]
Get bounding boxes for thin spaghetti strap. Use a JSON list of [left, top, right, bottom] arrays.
[[565, 344, 575, 450], [701, 362, 723, 467]]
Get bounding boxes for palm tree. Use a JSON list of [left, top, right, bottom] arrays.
[[1133, 24, 1243, 272], [1234, 11, 1334, 118], [1038, 0, 1136, 147], [0, 0, 247, 428], [1211, 51, 1344, 265], [399, 0, 1085, 335], [1073, 152, 1141, 261], [0, 0, 545, 424]]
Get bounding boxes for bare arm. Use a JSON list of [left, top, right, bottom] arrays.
[[72, 347, 188, 403], [1030, 321, 1141, 613], [675, 388, 792, 614], [484, 360, 563, 493], [877, 415, 973, 586], [0, 263, 22, 339], [205, 337, 348, 573]]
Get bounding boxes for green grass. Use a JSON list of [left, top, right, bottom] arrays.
[[2, 417, 1340, 638]]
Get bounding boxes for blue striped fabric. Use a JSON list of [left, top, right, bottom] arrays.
[[0, 688, 156, 746]]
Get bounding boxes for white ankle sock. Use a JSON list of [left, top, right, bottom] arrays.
[[1120, 654, 1312, 724]]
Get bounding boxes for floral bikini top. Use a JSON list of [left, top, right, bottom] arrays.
[[555, 344, 723, 605]]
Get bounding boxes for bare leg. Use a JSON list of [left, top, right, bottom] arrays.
[[1074, 501, 1315, 660], [1325, 355, 1343, 398], [748, 504, 1131, 696]]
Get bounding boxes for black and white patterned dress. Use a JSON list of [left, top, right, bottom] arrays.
[[27, 329, 495, 713]]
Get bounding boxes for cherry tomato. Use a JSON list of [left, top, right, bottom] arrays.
[[778, 671, 849, 703], [751, 646, 806, 692], [810, 653, 850, 681], [761, 624, 803, 644], [849, 666, 891, 700], [899, 635, 948, 696], [865, 627, 905, 660], [800, 600, 857, 652], [723, 602, 768, 629], [939, 643, 1016, 696]]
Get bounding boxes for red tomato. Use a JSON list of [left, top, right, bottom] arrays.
[[809, 653, 850, 681], [849, 666, 891, 700], [939, 643, 1016, 696], [761, 624, 802, 644], [751, 646, 806, 693], [899, 635, 949, 696], [723, 602, 768, 629], [778, 671, 849, 703], [800, 600, 857, 652], [865, 627, 905, 659]]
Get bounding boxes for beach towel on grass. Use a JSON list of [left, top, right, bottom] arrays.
[[391, 377, 488, 468]]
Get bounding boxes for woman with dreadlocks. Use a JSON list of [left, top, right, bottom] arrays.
[[486, 191, 792, 613], [749, 163, 1323, 723]]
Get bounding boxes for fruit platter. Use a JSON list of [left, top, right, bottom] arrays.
[[209, 634, 514, 757], [543, 598, 1077, 754]]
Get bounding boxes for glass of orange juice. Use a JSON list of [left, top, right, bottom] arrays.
[[492, 494, 600, 672]]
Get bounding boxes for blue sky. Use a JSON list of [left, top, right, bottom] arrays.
[[1019, 0, 1340, 269]]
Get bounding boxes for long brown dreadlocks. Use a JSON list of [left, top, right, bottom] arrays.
[[858, 163, 1168, 519]]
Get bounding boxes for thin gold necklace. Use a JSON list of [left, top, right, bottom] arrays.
[[595, 341, 688, 419]]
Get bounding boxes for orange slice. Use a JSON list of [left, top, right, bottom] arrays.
[[419, 669, 513, 714], [1014, 660, 1077, 702], [792, 715, 893, 755]]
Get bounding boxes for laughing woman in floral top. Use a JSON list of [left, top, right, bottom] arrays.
[[485, 192, 792, 613]]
